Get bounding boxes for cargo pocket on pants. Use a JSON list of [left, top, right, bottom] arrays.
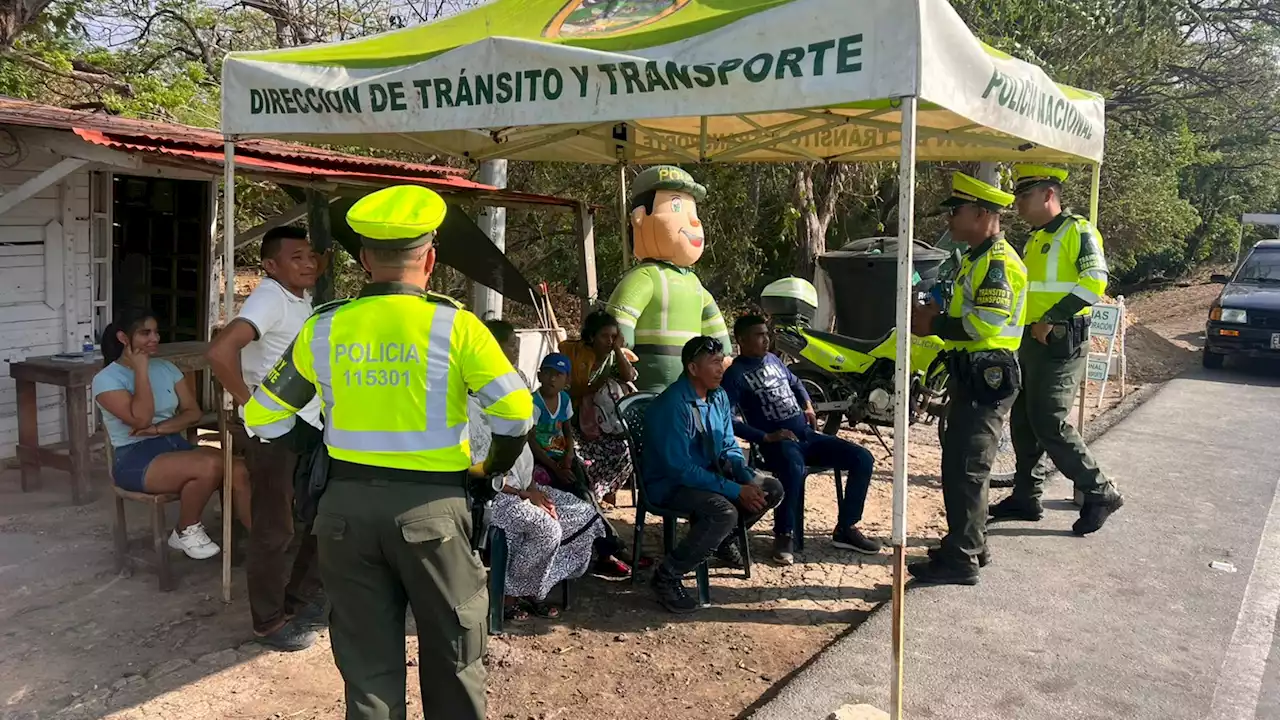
[[452, 587, 488, 672]]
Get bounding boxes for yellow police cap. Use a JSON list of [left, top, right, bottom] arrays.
[[346, 185, 448, 248], [1013, 164, 1069, 194], [940, 172, 1014, 212]]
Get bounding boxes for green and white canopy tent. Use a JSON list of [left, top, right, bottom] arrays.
[[220, 1, 1105, 711]]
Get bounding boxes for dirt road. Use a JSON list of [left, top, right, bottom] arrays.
[[0, 280, 1218, 720]]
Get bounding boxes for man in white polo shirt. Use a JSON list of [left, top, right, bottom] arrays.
[[207, 225, 327, 651]]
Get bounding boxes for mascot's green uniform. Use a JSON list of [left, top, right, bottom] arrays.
[[606, 166, 730, 393]]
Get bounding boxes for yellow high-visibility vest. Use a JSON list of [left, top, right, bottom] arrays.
[[244, 283, 533, 473], [945, 235, 1028, 352], [1023, 213, 1109, 323]]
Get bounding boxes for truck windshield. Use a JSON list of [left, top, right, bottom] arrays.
[[1237, 251, 1280, 282]]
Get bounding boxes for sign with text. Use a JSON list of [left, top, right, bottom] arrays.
[[1090, 304, 1121, 338], [1087, 353, 1115, 382]]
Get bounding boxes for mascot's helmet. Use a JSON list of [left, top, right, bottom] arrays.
[[630, 165, 707, 204]]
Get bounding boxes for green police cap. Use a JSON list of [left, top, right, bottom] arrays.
[[630, 165, 707, 204], [346, 185, 448, 249], [940, 172, 1015, 213], [1013, 164, 1069, 194]]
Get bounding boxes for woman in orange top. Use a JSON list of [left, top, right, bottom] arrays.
[[560, 310, 638, 507]]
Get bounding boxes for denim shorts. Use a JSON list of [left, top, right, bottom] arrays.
[[113, 434, 194, 492]]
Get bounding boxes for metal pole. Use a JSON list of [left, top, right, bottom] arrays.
[[890, 95, 919, 720], [221, 139, 236, 605], [618, 164, 631, 270], [471, 159, 508, 319], [1079, 163, 1101, 430]]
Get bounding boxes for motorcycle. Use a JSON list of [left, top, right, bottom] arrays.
[[759, 263, 1017, 486]]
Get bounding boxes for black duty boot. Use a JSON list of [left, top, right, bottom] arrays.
[[651, 569, 700, 614], [1073, 494, 1125, 536], [907, 558, 980, 586], [988, 496, 1044, 522], [928, 546, 990, 568]]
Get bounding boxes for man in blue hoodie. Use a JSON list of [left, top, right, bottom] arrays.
[[643, 336, 784, 613], [722, 315, 880, 566]]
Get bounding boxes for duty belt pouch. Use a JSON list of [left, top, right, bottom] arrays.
[[1048, 316, 1091, 360], [968, 350, 1021, 406]]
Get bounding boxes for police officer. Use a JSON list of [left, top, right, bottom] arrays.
[[909, 173, 1027, 586], [989, 165, 1124, 536], [244, 185, 533, 720]]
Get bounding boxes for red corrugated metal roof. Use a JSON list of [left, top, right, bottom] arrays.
[[73, 128, 491, 190], [0, 96, 471, 178], [0, 96, 584, 208]]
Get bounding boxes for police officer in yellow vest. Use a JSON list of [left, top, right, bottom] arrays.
[[244, 185, 533, 720], [910, 173, 1027, 586], [989, 165, 1124, 536]]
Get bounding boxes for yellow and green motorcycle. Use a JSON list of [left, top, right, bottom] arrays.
[[760, 275, 1016, 485]]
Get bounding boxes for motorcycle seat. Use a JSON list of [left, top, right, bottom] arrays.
[[806, 329, 892, 356]]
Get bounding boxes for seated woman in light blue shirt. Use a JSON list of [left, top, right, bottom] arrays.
[[93, 308, 250, 560]]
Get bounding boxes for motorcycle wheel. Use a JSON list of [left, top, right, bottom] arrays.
[[790, 367, 843, 436], [936, 402, 1017, 488]]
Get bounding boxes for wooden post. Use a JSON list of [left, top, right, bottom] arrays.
[[65, 385, 91, 505], [575, 202, 598, 314], [307, 188, 335, 305], [17, 380, 39, 491]]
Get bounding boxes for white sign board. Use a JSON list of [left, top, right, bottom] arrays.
[[1086, 353, 1118, 382], [1090, 305, 1121, 338]]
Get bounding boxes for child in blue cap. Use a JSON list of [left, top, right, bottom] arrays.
[[531, 353, 588, 493]]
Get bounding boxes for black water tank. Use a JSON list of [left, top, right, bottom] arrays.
[[819, 236, 950, 340]]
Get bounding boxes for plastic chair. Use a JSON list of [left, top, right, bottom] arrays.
[[747, 444, 844, 553], [472, 500, 572, 635], [617, 393, 752, 608]]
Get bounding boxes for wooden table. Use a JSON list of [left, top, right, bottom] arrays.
[[11, 341, 211, 505]]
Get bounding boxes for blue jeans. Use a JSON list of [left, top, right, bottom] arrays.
[[758, 431, 874, 537]]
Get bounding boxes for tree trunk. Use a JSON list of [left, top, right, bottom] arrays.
[[792, 162, 849, 280]]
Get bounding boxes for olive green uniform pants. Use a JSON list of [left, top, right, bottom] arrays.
[[314, 476, 488, 720], [939, 375, 1011, 568], [1010, 337, 1116, 502]]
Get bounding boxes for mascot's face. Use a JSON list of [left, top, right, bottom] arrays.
[[631, 189, 704, 267]]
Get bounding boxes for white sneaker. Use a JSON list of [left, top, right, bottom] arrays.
[[169, 522, 220, 560]]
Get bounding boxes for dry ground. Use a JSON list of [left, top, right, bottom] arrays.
[[0, 279, 1216, 720]]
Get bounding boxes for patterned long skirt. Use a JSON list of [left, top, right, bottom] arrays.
[[576, 432, 634, 499], [490, 487, 603, 601]]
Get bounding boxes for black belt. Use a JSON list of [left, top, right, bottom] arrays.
[[328, 458, 467, 487]]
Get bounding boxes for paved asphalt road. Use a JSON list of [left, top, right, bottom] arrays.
[[752, 365, 1280, 720]]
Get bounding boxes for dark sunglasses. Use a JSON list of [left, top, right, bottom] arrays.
[[688, 336, 724, 360]]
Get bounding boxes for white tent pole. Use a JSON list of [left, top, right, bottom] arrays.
[[1077, 162, 1102, 431], [471, 159, 508, 319], [889, 95, 918, 720], [618, 164, 630, 270], [220, 139, 236, 605], [1089, 162, 1101, 225]]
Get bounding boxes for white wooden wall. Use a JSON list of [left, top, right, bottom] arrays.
[[0, 151, 93, 460]]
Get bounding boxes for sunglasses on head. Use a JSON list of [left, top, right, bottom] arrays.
[[689, 337, 723, 358]]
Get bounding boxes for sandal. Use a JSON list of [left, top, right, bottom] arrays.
[[503, 600, 530, 622], [523, 599, 561, 619]]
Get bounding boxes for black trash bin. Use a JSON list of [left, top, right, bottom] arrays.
[[819, 236, 949, 340]]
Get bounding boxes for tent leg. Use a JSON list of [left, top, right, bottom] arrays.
[[1078, 162, 1102, 430], [1089, 162, 1101, 225], [890, 95, 918, 720], [221, 139, 236, 605], [618, 164, 630, 270]]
